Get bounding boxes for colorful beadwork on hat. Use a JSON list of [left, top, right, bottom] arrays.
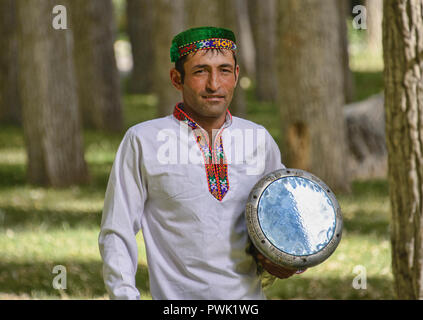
[[173, 103, 230, 201], [171, 27, 237, 63]]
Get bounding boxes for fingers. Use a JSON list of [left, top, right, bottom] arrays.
[[255, 253, 305, 279], [256, 252, 265, 260], [295, 269, 307, 274]]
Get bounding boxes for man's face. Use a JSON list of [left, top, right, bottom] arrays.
[[171, 49, 239, 121]]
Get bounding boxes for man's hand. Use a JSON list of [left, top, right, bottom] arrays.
[[256, 252, 305, 279]]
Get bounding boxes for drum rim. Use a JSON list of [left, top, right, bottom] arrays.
[[245, 168, 343, 269]]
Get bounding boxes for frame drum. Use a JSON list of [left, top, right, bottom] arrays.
[[246, 168, 343, 270]]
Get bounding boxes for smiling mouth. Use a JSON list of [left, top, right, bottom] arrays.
[[202, 95, 225, 100]]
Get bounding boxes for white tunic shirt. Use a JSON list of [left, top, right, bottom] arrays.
[[98, 105, 285, 300]]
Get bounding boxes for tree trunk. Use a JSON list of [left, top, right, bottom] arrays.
[[338, 0, 355, 103], [383, 0, 423, 299], [277, 0, 350, 193], [234, 0, 255, 80], [183, 0, 247, 118], [366, 0, 383, 53], [220, 0, 248, 118], [16, 0, 89, 187], [126, 0, 154, 94], [0, 0, 21, 124], [184, 0, 222, 26], [249, 0, 278, 102], [70, 0, 123, 132], [153, 0, 185, 117]]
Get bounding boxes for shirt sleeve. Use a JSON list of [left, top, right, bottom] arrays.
[[98, 129, 146, 300], [259, 129, 290, 286], [264, 129, 286, 174]]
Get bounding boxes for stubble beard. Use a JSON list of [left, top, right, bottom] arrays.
[[184, 91, 233, 121]]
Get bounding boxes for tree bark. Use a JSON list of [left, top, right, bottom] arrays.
[[183, 0, 247, 118], [277, 0, 351, 193], [16, 0, 89, 187], [219, 0, 248, 118], [383, 0, 423, 299], [153, 0, 185, 117], [234, 0, 255, 80], [184, 0, 222, 26], [229, 0, 252, 118], [249, 0, 278, 102], [126, 0, 154, 94], [366, 0, 383, 53], [70, 0, 123, 132], [0, 0, 21, 124], [338, 0, 355, 103]]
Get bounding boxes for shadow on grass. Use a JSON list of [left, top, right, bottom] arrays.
[[340, 179, 390, 238], [0, 164, 26, 189], [0, 163, 103, 231], [0, 161, 112, 232], [0, 260, 150, 299], [350, 179, 389, 198], [0, 259, 394, 300], [265, 275, 395, 300], [0, 182, 391, 237], [352, 71, 384, 102], [0, 206, 102, 231], [0, 162, 111, 192], [0, 204, 390, 238], [343, 213, 390, 238]]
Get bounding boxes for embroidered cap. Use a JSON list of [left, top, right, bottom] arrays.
[[170, 26, 237, 63]]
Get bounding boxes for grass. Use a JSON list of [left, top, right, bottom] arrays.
[[264, 179, 393, 300], [0, 101, 392, 300], [0, 145, 392, 299], [0, 24, 388, 299]]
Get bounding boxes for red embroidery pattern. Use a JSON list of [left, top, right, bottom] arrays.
[[173, 103, 230, 201], [177, 38, 237, 59]]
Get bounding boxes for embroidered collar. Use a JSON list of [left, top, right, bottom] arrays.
[[172, 102, 232, 130], [172, 102, 231, 201]]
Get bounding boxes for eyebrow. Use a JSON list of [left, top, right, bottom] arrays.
[[192, 64, 208, 70], [192, 63, 234, 70], [219, 64, 234, 69]]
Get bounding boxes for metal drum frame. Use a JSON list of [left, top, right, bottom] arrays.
[[246, 168, 343, 269]]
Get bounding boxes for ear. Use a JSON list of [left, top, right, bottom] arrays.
[[170, 68, 183, 91], [234, 64, 240, 86]]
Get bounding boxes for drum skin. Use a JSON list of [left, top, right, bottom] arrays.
[[246, 168, 343, 270]]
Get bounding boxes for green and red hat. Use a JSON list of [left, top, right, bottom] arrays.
[[170, 26, 237, 63]]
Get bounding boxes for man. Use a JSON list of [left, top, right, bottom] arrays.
[[99, 26, 298, 300]]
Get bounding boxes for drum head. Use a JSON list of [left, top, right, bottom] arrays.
[[246, 168, 342, 269]]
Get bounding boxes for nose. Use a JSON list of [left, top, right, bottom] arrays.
[[206, 70, 220, 92]]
